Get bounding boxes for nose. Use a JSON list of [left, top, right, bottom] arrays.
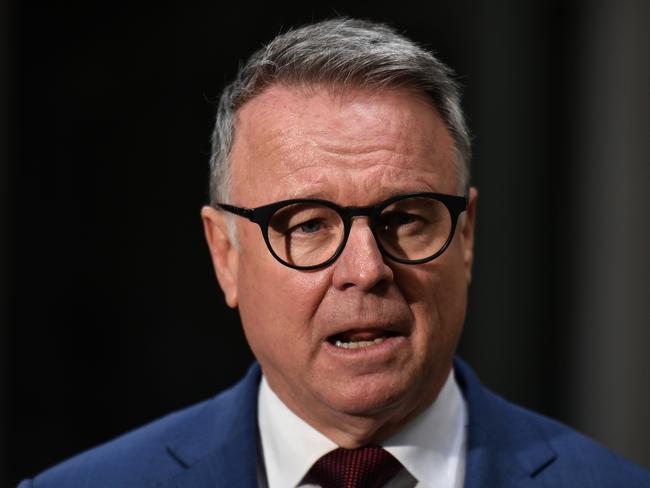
[[331, 218, 394, 291]]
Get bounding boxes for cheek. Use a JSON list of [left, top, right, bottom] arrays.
[[235, 245, 331, 363], [395, 250, 468, 344], [429, 249, 469, 340]]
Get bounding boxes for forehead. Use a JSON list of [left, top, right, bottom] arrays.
[[229, 83, 458, 205]]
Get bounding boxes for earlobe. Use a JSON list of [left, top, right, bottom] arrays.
[[461, 187, 478, 283], [201, 206, 239, 308]]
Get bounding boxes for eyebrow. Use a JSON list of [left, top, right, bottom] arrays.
[[279, 187, 443, 203], [282, 190, 330, 200]]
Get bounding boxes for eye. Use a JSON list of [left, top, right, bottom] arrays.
[[295, 219, 324, 234], [381, 211, 422, 227], [268, 203, 341, 241]]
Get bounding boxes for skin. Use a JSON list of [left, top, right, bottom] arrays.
[[202, 83, 478, 448]]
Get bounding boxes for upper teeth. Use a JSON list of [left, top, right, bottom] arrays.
[[335, 337, 385, 349]]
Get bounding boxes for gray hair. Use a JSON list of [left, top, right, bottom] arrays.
[[209, 18, 472, 205]]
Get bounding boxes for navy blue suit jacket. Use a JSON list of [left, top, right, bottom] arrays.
[[19, 358, 650, 487]]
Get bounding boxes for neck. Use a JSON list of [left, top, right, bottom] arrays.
[[265, 369, 449, 448]]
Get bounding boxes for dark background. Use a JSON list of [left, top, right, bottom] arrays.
[[2, 1, 649, 486]]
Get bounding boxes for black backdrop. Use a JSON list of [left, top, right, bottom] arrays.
[[4, 2, 649, 486]]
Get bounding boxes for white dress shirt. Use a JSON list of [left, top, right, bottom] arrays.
[[257, 369, 467, 488]]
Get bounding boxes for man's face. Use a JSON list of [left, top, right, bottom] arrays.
[[203, 84, 477, 444]]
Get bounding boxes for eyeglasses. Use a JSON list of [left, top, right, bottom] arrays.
[[215, 192, 467, 270]]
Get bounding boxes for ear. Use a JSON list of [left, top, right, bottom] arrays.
[[201, 206, 239, 308], [460, 187, 478, 283]]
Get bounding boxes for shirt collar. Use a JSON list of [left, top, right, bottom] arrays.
[[258, 377, 337, 488], [257, 370, 467, 488], [383, 370, 467, 487]]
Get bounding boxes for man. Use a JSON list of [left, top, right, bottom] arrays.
[[19, 18, 650, 488]]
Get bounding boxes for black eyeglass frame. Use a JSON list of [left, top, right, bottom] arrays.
[[215, 192, 468, 270]]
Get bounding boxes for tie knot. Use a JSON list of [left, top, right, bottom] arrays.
[[308, 446, 402, 488]]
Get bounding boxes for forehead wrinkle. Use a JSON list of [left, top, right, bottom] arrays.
[[234, 126, 442, 203], [284, 119, 444, 179], [303, 107, 438, 161], [276, 163, 445, 204]]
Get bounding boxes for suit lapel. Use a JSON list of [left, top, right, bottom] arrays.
[[155, 443, 258, 488], [155, 364, 262, 488], [463, 422, 543, 488], [455, 358, 557, 488]]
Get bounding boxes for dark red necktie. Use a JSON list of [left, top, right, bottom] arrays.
[[308, 446, 403, 488]]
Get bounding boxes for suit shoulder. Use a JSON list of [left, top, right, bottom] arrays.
[[485, 387, 650, 486], [454, 358, 650, 486], [26, 399, 208, 488], [22, 368, 260, 488]]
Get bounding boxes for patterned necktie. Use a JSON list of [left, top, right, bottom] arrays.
[[308, 446, 403, 488]]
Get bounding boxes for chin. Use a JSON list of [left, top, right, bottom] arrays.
[[323, 374, 416, 418]]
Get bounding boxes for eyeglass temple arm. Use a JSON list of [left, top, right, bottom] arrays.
[[215, 203, 254, 221]]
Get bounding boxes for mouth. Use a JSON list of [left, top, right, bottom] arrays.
[[327, 328, 402, 350]]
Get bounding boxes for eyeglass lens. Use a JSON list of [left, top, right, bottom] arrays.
[[266, 197, 452, 267]]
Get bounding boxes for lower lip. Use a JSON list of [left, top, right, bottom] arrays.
[[322, 334, 407, 359]]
